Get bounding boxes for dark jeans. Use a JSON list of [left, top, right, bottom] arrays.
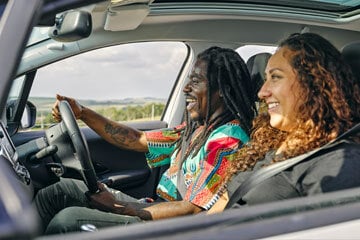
[[34, 178, 142, 235]]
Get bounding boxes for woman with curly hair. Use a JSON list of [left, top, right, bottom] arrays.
[[224, 32, 360, 207]]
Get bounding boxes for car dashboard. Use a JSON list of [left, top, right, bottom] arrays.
[[0, 121, 39, 239], [0, 121, 31, 187]]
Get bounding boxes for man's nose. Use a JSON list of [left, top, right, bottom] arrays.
[[183, 81, 191, 93]]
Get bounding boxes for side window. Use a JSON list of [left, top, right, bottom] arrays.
[[28, 42, 187, 130]]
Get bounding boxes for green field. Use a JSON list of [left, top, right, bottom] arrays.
[[29, 97, 166, 129]]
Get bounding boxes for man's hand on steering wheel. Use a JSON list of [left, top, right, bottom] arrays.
[[52, 94, 84, 122], [52, 98, 99, 193]]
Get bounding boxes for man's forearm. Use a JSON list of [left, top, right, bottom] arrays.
[[80, 107, 148, 152], [112, 200, 203, 221], [145, 201, 203, 220]]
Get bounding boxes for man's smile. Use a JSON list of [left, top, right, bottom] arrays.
[[185, 96, 197, 111]]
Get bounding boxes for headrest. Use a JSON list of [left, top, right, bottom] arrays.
[[342, 42, 360, 60], [246, 52, 272, 98], [342, 42, 360, 82]]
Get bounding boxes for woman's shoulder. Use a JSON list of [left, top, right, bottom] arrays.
[[293, 141, 360, 176], [311, 141, 360, 163], [295, 141, 360, 193]]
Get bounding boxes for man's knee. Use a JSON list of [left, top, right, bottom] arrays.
[[45, 207, 82, 234], [45, 206, 143, 235]]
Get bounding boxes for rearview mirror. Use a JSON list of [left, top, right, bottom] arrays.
[[48, 10, 92, 42]]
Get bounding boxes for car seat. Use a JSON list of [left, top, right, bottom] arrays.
[[246, 52, 272, 100], [342, 41, 360, 84], [246, 52, 272, 112]]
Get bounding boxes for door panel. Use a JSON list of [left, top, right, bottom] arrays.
[[12, 120, 168, 199], [83, 120, 168, 198]]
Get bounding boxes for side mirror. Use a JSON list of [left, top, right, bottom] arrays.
[[48, 10, 92, 42], [20, 101, 36, 129]]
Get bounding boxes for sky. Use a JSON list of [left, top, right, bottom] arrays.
[[30, 42, 276, 101]]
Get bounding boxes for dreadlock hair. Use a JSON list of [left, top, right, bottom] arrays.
[[176, 46, 257, 160], [226, 32, 360, 181]]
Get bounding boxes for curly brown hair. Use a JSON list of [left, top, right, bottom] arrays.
[[227, 33, 360, 179]]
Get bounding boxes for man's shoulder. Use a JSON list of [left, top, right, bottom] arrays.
[[215, 119, 241, 130], [225, 119, 241, 126], [208, 119, 249, 143]]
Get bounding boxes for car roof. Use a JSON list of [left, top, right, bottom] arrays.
[[1, 0, 360, 239], [18, 0, 360, 95], [153, 0, 360, 12], [26, 0, 360, 64]]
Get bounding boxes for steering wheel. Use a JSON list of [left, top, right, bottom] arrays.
[[58, 101, 99, 193]]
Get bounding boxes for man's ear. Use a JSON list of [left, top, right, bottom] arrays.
[[219, 91, 223, 98]]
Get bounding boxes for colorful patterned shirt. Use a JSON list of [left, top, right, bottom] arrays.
[[145, 120, 249, 210]]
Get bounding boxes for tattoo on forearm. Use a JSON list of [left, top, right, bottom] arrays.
[[104, 123, 139, 147]]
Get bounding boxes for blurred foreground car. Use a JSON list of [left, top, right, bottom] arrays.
[[0, 0, 359, 239]]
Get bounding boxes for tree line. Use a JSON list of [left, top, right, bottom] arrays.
[[35, 103, 165, 129]]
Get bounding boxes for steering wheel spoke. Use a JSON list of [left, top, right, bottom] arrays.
[[56, 101, 99, 193]]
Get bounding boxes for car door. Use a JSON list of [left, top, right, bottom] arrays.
[[10, 41, 189, 199]]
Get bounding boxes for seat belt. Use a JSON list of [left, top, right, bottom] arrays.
[[176, 137, 190, 200], [225, 123, 360, 209]]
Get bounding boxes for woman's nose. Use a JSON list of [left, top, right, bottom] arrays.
[[257, 81, 271, 100]]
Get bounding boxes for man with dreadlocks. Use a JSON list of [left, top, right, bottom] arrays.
[[35, 46, 257, 234]]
